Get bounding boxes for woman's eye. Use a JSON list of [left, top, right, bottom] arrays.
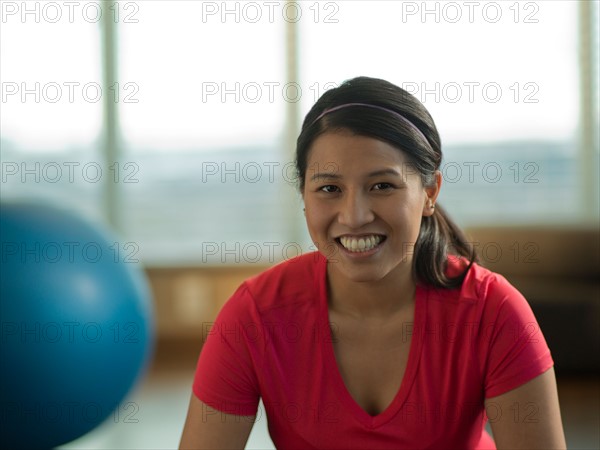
[[319, 185, 339, 193], [373, 182, 394, 190]]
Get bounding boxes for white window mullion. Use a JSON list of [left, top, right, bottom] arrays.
[[100, 3, 121, 231], [578, 0, 600, 222]]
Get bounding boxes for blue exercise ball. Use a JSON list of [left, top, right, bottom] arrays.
[[0, 202, 154, 449]]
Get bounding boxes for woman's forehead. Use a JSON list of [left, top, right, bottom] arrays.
[[307, 131, 413, 169]]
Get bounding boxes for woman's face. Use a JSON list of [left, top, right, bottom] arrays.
[[302, 130, 440, 284]]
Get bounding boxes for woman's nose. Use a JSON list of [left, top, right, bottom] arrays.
[[337, 190, 375, 228]]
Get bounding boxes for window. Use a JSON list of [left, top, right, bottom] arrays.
[[2, 1, 597, 265], [299, 0, 581, 226], [117, 1, 298, 264], [1, 9, 103, 221]]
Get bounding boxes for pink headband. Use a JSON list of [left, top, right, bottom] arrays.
[[309, 102, 429, 145]]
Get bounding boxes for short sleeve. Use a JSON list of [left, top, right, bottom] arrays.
[[479, 274, 554, 399], [192, 283, 262, 416]]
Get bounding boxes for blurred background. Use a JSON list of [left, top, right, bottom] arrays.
[[1, 0, 598, 448]]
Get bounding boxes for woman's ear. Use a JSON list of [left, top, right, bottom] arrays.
[[422, 170, 442, 217]]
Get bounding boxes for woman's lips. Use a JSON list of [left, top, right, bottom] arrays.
[[335, 234, 387, 254]]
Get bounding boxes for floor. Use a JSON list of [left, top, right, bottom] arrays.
[[60, 370, 599, 449], [60, 370, 275, 450]]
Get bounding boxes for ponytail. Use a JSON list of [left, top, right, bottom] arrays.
[[414, 203, 478, 288]]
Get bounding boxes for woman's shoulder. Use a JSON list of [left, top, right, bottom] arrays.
[[240, 251, 325, 311], [426, 256, 539, 341], [431, 255, 525, 310]]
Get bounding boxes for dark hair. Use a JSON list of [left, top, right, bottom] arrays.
[[295, 76, 478, 288]]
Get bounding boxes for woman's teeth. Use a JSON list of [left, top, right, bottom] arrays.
[[339, 235, 383, 253]]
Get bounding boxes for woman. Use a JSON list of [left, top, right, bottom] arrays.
[[180, 77, 566, 449]]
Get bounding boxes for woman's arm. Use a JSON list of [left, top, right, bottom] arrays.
[[485, 367, 566, 449], [179, 394, 255, 450]]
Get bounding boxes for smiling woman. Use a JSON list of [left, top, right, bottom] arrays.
[[303, 132, 437, 287], [297, 83, 477, 290], [180, 77, 567, 449]]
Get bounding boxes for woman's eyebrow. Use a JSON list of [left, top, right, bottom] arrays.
[[310, 168, 405, 182], [366, 168, 402, 178], [310, 172, 341, 182]]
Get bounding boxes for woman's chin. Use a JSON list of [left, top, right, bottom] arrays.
[[329, 262, 389, 284]]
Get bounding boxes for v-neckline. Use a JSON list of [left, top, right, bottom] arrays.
[[314, 254, 427, 429]]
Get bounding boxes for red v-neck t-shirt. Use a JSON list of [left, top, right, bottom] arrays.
[[193, 252, 553, 449]]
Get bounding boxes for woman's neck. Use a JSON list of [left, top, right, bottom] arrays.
[[326, 263, 416, 321]]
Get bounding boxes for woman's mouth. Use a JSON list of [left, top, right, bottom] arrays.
[[336, 235, 386, 253]]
